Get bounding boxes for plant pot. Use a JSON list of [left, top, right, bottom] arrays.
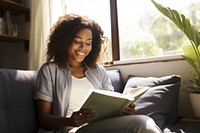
[[190, 92, 200, 118]]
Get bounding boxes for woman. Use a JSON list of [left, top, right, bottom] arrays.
[[35, 13, 162, 133]]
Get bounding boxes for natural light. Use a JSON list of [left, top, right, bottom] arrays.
[[65, 0, 200, 62]]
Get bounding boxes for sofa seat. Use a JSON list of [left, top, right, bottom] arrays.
[[162, 121, 200, 133]]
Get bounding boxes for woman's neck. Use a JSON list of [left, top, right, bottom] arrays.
[[67, 61, 83, 67], [68, 62, 86, 78]]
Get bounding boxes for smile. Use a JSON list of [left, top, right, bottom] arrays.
[[76, 51, 85, 56]]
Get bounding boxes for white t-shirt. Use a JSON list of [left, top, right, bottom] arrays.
[[67, 76, 94, 117]]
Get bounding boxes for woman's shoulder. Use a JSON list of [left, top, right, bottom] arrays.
[[92, 64, 107, 75], [95, 64, 106, 70], [37, 62, 70, 77], [39, 62, 58, 70], [85, 63, 106, 73], [40, 62, 71, 71], [38, 62, 68, 73]]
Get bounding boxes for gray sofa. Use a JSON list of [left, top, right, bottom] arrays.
[[1, 68, 200, 133], [0, 68, 38, 133]]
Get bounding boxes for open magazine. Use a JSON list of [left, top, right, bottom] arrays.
[[79, 86, 149, 122]]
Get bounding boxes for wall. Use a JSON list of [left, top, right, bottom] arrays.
[[0, 42, 28, 69]]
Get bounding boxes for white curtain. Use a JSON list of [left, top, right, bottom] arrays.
[[28, 0, 65, 70]]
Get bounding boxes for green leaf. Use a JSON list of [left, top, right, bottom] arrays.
[[151, 0, 200, 46], [151, 0, 200, 92]]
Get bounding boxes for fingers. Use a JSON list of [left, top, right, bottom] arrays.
[[122, 103, 135, 115], [71, 109, 96, 126]]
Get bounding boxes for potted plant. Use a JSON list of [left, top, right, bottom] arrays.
[[151, 0, 200, 118]]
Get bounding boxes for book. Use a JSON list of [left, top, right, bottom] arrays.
[[79, 86, 149, 122]]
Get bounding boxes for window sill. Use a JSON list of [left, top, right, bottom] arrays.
[[107, 55, 185, 66]]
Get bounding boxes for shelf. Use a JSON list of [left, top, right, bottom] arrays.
[[0, 0, 30, 69], [0, 0, 30, 14], [0, 34, 29, 42], [180, 116, 200, 122]]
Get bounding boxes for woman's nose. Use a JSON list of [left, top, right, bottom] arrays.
[[79, 42, 86, 49]]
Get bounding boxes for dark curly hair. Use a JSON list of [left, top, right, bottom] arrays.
[[46, 13, 106, 68]]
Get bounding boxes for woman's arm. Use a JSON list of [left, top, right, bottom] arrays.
[[36, 99, 97, 130], [36, 99, 73, 130]]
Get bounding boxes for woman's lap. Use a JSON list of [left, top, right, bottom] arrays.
[[76, 115, 162, 133]]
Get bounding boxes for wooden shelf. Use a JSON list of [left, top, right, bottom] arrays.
[[0, 0, 30, 50], [0, 34, 29, 42], [0, 0, 29, 14], [0, 0, 30, 68]]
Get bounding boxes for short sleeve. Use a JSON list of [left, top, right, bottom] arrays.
[[34, 64, 54, 102]]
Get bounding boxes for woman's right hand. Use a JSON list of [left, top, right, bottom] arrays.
[[70, 108, 96, 126]]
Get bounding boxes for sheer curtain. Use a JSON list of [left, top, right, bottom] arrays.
[[28, 0, 65, 70]]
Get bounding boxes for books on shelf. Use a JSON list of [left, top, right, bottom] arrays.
[[79, 86, 149, 122]]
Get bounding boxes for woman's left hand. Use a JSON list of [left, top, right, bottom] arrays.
[[121, 103, 135, 115]]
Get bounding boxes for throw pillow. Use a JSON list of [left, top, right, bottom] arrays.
[[106, 69, 124, 93], [123, 75, 181, 128]]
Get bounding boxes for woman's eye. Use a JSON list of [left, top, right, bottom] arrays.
[[86, 42, 92, 45], [73, 40, 81, 44]]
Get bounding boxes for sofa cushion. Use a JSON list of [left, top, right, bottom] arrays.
[[123, 75, 181, 128], [163, 121, 200, 133], [106, 69, 124, 93], [0, 69, 38, 133]]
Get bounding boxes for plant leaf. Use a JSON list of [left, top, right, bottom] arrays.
[[151, 0, 200, 46], [151, 0, 200, 92]]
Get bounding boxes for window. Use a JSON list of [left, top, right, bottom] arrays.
[[117, 0, 200, 60], [65, 0, 200, 62]]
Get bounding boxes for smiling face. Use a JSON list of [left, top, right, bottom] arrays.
[[66, 28, 92, 66]]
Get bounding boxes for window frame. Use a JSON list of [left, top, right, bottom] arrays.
[[108, 0, 186, 65], [64, 0, 186, 65], [110, 0, 120, 61]]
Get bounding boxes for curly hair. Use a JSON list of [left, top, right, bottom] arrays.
[[46, 13, 106, 68]]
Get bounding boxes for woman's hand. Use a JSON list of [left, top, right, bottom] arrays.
[[70, 108, 96, 126], [121, 103, 135, 115]]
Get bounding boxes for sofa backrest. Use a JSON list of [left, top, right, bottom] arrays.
[[0, 68, 38, 133]]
